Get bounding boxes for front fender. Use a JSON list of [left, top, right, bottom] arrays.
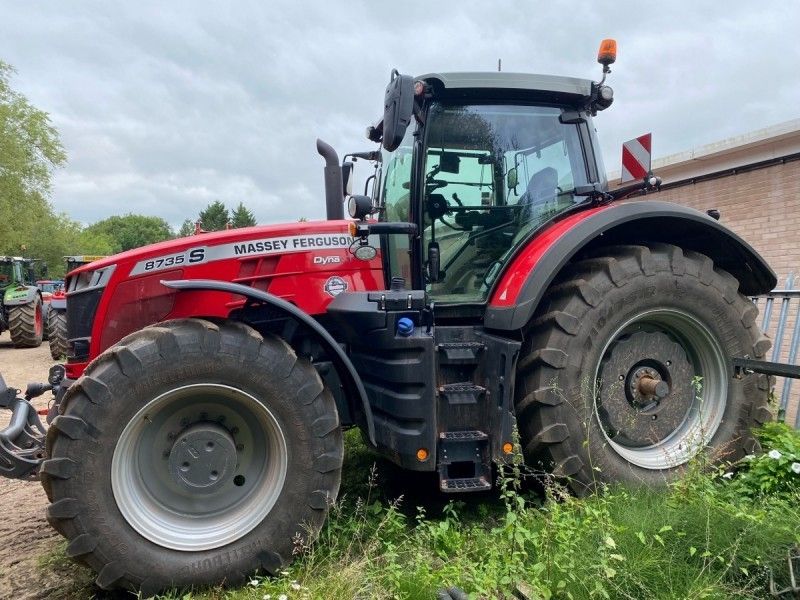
[[486, 201, 777, 331], [161, 279, 376, 445], [3, 287, 39, 307]]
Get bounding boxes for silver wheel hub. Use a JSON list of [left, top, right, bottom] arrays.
[[594, 309, 727, 470], [168, 423, 237, 492], [112, 383, 288, 551]]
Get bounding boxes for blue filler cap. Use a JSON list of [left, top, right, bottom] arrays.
[[397, 317, 414, 337]]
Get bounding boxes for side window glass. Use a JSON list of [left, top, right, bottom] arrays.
[[422, 104, 588, 303], [380, 128, 415, 283], [382, 147, 413, 222]]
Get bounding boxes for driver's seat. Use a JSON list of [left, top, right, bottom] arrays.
[[518, 167, 558, 223]]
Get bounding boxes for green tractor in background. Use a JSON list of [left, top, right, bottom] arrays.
[[0, 256, 45, 348]]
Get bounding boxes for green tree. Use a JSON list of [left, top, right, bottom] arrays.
[[84, 214, 174, 253], [230, 202, 257, 228], [177, 219, 195, 237], [21, 213, 114, 276], [0, 60, 67, 265], [198, 200, 229, 231]]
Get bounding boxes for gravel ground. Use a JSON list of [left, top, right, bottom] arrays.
[[0, 332, 98, 599]]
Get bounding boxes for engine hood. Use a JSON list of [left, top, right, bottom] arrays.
[[69, 219, 355, 276]]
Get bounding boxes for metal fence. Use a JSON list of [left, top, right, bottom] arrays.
[[751, 273, 800, 427]]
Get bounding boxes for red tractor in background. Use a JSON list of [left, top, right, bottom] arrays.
[[0, 42, 779, 594]]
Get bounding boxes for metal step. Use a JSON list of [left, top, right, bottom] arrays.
[[441, 476, 491, 492], [437, 341, 485, 363], [439, 383, 486, 405], [438, 429, 491, 493]]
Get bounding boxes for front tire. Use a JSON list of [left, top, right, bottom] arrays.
[[8, 296, 44, 348], [515, 244, 772, 494], [41, 318, 343, 593], [47, 309, 68, 359]]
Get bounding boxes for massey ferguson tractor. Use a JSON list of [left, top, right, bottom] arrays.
[[0, 41, 781, 594]]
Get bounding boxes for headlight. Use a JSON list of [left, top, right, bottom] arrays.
[[67, 264, 116, 292]]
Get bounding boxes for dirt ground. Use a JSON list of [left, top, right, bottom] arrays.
[[0, 332, 98, 599]]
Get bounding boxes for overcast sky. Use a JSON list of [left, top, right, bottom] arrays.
[[2, 2, 798, 229]]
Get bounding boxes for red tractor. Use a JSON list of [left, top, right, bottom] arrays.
[[0, 42, 778, 594]]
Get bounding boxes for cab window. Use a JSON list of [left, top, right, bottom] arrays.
[[379, 127, 415, 283], [422, 103, 588, 303]]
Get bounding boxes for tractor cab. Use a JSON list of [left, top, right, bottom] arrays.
[[0, 256, 35, 288], [0, 257, 23, 289], [375, 72, 610, 305], [324, 44, 623, 486], [64, 255, 107, 276]]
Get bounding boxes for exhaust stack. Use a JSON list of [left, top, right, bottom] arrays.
[[316, 139, 344, 220]]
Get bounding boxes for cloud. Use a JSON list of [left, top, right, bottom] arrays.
[[1, 1, 798, 228]]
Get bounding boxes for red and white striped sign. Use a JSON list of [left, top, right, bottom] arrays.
[[620, 133, 652, 183]]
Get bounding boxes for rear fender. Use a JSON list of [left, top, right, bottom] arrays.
[[161, 279, 376, 445], [486, 201, 777, 331]]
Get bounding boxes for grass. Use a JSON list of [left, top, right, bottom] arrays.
[[35, 540, 97, 599], [141, 428, 800, 600], [31, 426, 800, 599]]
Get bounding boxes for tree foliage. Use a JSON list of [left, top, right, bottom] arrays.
[[231, 201, 257, 228], [0, 59, 70, 269], [191, 200, 257, 231], [83, 214, 174, 253], [198, 200, 230, 231], [177, 219, 195, 237]]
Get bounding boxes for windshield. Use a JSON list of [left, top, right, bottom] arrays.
[[422, 103, 589, 303], [38, 282, 62, 294], [0, 262, 16, 286]]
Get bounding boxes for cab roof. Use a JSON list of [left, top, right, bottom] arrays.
[[418, 72, 593, 104]]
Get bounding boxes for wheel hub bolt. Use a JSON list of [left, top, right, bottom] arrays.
[[637, 375, 669, 399]]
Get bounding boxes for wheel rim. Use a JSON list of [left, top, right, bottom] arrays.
[[112, 383, 288, 551], [35, 302, 42, 336], [593, 309, 727, 470]]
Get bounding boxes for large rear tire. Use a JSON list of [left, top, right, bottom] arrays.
[[515, 244, 772, 494], [47, 309, 68, 359], [8, 296, 44, 348], [41, 318, 343, 594]]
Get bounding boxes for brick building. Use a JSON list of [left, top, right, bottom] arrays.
[[610, 119, 800, 424]]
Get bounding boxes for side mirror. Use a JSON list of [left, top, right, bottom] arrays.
[[341, 161, 354, 196], [506, 168, 518, 194], [382, 70, 414, 152]]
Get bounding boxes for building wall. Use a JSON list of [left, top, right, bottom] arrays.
[[637, 159, 800, 286]]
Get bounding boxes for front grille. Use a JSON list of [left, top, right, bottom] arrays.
[[66, 288, 103, 341]]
